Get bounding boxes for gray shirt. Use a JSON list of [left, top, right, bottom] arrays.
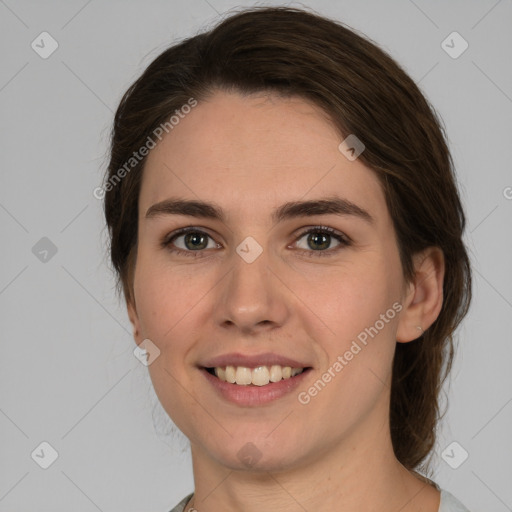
[[169, 489, 470, 511]]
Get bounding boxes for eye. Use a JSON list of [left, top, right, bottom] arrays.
[[293, 226, 351, 257], [162, 227, 220, 257], [162, 225, 351, 259]]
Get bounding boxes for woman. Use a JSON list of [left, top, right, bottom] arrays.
[[102, 6, 472, 511]]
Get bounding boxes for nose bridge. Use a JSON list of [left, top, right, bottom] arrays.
[[216, 237, 289, 331]]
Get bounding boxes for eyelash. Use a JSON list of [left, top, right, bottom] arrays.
[[161, 226, 351, 259]]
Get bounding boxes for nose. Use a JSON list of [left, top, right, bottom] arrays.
[[214, 243, 290, 335]]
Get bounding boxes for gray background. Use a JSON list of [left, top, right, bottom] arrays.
[[1, 0, 511, 510]]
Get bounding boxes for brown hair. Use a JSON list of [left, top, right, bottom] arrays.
[[103, 5, 472, 474]]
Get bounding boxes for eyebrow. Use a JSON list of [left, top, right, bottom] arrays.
[[145, 196, 374, 225]]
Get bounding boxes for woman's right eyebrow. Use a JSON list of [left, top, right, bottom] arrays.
[[144, 196, 374, 226]]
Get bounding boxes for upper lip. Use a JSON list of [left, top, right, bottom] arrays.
[[200, 352, 311, 369]]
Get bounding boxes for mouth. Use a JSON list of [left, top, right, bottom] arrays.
[[204, 364, 312, 386], [198, 352, 314, 406]]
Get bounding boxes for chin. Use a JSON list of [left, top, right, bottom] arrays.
[[205, 435, 310, 474]]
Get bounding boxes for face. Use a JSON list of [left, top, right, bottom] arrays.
[[128, 90, 412, 472]]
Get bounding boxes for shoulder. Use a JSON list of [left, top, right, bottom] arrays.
[[168, 492, 194, 512], [168, 490, 471, 512], [439, 489, 471, 512]]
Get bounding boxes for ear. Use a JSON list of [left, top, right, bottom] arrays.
[[396, 247, 445, 343], [127, 298, 144, 345]]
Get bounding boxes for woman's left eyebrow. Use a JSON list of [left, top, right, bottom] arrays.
[[144, 196, 374, 225]]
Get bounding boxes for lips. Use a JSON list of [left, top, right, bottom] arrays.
[[201, 364, 312, 406], [197, 351, 313, 404]]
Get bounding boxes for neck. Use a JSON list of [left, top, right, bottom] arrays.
[[187, 401, 440, 512]]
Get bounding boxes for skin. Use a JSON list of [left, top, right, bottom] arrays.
[[127, 90, 445, 511]]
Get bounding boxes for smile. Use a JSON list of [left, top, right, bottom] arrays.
[[207, 364, 306, 386], [201, 364, 313, 406]]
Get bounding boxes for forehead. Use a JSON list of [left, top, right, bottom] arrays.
[[139, 90, 387, 225]]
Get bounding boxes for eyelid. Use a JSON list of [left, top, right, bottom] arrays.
[[293, 225, 351, 244], [162, 226, 215, 244]]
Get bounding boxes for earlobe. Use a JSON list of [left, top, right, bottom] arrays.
[[396, 247, 445, 343], [127, 299, 142, 344]]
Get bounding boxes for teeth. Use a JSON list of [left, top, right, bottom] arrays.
[[269, 365, 282, 382], [214, 367, 226, 381], [235, 366, 252, 385], [251, 366, 270, 386], [224, 365, 236, 383], [213, 365, 305, 386]]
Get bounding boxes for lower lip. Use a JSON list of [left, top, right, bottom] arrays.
[[201, 368, 312, 406]]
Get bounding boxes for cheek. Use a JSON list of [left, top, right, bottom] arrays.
[[298, 258, 400, 337], [133, 254, 208, 431], [298, 269, 401, 423], [292, 248, 403, 383], [134, 250, 206, 340]]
